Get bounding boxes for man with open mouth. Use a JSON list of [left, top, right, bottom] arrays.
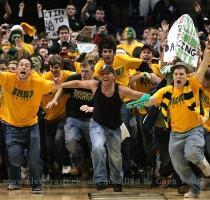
[[130, 43, 210, 198], [0, 57, 60, 194]]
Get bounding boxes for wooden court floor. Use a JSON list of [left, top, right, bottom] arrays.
[[0, 184, 210, 200]]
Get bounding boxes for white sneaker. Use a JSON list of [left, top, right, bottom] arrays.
[[62, 166, 71, 174], [184, 190, 199, 198], [198, 157, 210, 177]]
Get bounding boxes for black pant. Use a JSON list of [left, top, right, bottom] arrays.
[[154, 127, 173, 177]]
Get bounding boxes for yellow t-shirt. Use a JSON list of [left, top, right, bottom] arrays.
[[0, 72, 53, 127], [74, 62, 81, 73], [94, 54, 143, 87], [151, 63, 162, 78], [153, 76, 201, 133], [42, 70, 75, 121], [117, 40, 143, 57], [0, 87, 4, 118], [23, 42, 34, 55], [130, 64, 161, 114], [199, 86, 210, 131]]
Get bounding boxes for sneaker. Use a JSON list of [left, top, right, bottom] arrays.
[[113, 184, 122, 192], [198, 157, 210, 177], [177, 185, 190, 194], [8, 184, 21, 190], [184, 190, 199, 198], [62, 166, 71, 174], [95, 182, 108, 190], [32, 186, 43, 194]]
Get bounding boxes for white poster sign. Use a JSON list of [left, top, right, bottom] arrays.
[[43, 9, 69, 38], [164, 14, 200, 68]]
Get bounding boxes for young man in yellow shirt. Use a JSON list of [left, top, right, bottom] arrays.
[[42, 54, 75, 182], [0, 57, 60, 193], [128, 44, 210, 198]]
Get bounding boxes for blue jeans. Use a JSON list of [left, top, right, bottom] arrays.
[[204, 131, 210, 161], [5, 123, 42, 187], [64, 117, 91, 166], [169, 126, 205, 194], [89, 119, 123, 185]]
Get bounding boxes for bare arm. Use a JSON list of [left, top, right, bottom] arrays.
[[195, 40, 210, 84], [130, 72, 161, 86], [46, 88, 63, 109], [81, 0, 93, 23], [144, 96, 160, 107], [15, 39, 24, 60], [61, 79, 98, 93], [4, 0, 12, 20], [119, 86, 144, 100], [37, 2, 43, 18], [18, 2, 24, 17], [160, 20, 169, 45], [129, 73, 144, 86]]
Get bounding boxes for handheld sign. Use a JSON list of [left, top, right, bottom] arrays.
[[164, 14, 200, 68], [76, 25, 97, 53], [43, 9, 70, 38]]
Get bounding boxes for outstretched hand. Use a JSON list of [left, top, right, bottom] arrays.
[[126, 93, 150, 109], [46, 100, 57, 109]]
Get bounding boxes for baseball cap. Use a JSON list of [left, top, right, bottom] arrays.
[[99, 65, 115, 74]]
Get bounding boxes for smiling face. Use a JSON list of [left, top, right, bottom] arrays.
[[148, 28, 159, 45], [140, 48, 153, 64], [17, 59, 32, 80], [50, 64, 61, 78], [99, 71, 115, 86], [173, 67, 187, 88]]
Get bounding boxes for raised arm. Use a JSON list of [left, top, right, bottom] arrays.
[[81, 0, 93, 23], [4, 0, 12, 20], [195, 40, 210, 84]]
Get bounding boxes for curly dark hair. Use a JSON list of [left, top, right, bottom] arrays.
[[98, 36, 116, 56]]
